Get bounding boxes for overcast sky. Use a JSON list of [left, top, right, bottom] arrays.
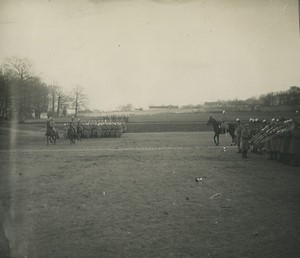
[[0, 0, 299, 110]]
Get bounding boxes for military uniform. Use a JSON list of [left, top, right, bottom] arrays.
[[235, 119, 242, 153], [220, 110, 229, 132], [288, 117, 300, 166], [241, 124, 251, 158], [70, 117, 76, 131], [76, 119, 83, 138]]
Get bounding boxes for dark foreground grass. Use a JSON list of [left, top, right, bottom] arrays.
[[0, 128, 300, 258]]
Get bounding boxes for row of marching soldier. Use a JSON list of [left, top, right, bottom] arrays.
[[64, 117, 127, 139], [81, 120, 126, 138], [235, 113, 300, 166]]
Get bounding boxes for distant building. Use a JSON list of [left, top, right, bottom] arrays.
[[40, 113, 48, 119], [149, 105, 179, 110]]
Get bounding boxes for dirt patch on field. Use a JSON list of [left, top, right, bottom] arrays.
[[0, 127, 300, 258]]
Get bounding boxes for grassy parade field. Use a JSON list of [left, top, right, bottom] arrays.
[[20, 109, 299, 133], [0, 112, 299, 258]]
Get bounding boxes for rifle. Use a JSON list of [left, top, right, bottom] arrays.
[[250, 119, 294, 144], [250, 122, 279, 144], [261, 120, 295, 143]]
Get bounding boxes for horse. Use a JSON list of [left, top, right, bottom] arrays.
[[66, 123, 77, 144], [46, 128, 57, 146], [207, 116, 236, 146]]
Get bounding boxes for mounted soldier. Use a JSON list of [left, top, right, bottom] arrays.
[[47, 117, 59, 138], [70, 116, 76, 130], [46, 116, 59, 145], [220, 110, 229, 134], [65, 116, 77, 144], [207, 116, 236, 146]]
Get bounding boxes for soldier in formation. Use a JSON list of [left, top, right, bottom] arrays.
[[234, 118, 242, 153], [68, 120, 126, 138], [241, 124, 251, 158], [76, 118, 83, 140], [249, 113, 300, 166], [248, 118, 263, 153]]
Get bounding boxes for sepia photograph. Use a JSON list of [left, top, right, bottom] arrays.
[[0, 0, 300, 257]]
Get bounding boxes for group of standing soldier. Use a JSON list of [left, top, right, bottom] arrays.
[[47, 112, 299, 166], [220, 110, 253, 158], [233, 114, 300, 166], [46, 115, 127, 140], [66, 117, 127, 139], [80, 120, 126, 138], [234, 118, 263, 158]]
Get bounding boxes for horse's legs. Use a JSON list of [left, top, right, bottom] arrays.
[[47, 136, 49, 146], [216, 134, 220, 146], [70, 135, 75, 144], [214, 133, 218, 146], [228, 130, 235, 145], [232, 136, 236, 145]]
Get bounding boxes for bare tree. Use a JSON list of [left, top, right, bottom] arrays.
[[71, 85, 88, 117], [56, 90, 69, 118], [6, 57, 32, 81], [48, 85, 58, 117], [47, 85, 70, 118], [57, 91, 62, 118], [31, 78, 49, 119], [5, 57, 33, 122], [287, 86, 300, 106], [1, 57, 53, 120], [0, 65, 12, 120]]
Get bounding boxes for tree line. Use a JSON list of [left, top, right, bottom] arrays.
[[0, 57, 88, 122], [258, 86, 300, 106], [185, 86, 300, 110]]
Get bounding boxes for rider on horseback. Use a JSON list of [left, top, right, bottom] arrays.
[[66, 116, 78, 143], [220, 110, 229, 133], [67, 116, 78, 137], [70, 116, 77, 131], [46, 117, 59, 139]]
